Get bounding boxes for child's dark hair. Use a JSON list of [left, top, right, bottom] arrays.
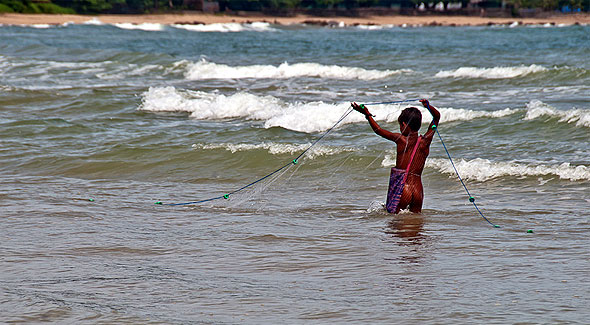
[[398, 107, 422, 132]]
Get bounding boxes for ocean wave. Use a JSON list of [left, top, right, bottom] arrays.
[[138, 86, 400, 133], [3, 19, 276, 32], [1, 54, 167, 82], [95, 63, 165, 80], [354, 24, 394, 30], [139, 87, 526, 133], [29, 24, 52, 29], [139, 86, 283, 119], [525, 23, 570, 28], [6, 21, 87, 29], [435, 64, 547, 79], [428, 158, 590, 182], [181, 59, 407, 80], [3, 58, 106, 77], [171, 22, 276, 32], [384, 107, 518, 124], [0, 85, 16, 92], [138, 86, 359, 133], [8, 23, 55, 29], [0, 55, 9, 72], [524, 100, 590, 128], [113, 23, 166, 32], [191, 142, 355, 159]]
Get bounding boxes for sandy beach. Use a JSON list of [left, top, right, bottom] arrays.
[[2, 12, 590, 26]]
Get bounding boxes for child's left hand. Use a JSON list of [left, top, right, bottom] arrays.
[[419, 99, 430, 107]]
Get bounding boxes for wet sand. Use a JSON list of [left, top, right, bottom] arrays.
[[1, 12, 590, 26]]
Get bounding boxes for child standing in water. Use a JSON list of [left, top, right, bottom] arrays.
[[351, 100, 440, 214]]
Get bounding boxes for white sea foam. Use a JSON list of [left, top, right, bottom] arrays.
[[17, 18, 102, 27], [8, 19, 275, 31], [113, 23, 166, 31], [524, 100, 590, 128], [191, 142, 355, 159], [171, 22, 276, 33], [263, 101, 366, 133], [29, 24, 52, 29], [355, 24, 388, 30], [381, 152, 396, 168], [384, 107, 518, 124], [435, 64, 547, 79], [139, 86, 360, 132], [427, 158, 590, 182], [11, 23, 53, 28], [139, 86, 282, 119], [83, 18, 104, 25], [526, 23, 570, 28], [183, 59, 408, 80], [31, 21, 163, 30], [139, 87, 523, 133]]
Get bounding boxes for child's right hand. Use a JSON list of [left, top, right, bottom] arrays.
[[351, 102, 372, 117]]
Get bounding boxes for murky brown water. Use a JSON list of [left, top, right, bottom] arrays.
[[2, 175, 589, 323]]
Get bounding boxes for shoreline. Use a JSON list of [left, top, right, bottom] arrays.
[[1, 12, 590, 27]]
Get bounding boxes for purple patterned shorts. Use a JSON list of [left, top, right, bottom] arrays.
[[386, 167, 406, 213]]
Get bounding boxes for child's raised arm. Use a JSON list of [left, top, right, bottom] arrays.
[[420, 99, 440, 142], [351, 102, 402, 143]]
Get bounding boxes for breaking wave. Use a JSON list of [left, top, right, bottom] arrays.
[[191, 142, 355, 159], [435, 64, 548, 79], [113, 22, 166, 31], [180, 59, 409, 80], [171, 22, 277, 32], [427, 158, 590, 182], [138, 86, 526, 133], [524, 100, 590, 128]]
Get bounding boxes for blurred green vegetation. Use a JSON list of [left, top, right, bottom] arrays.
[[0, 0, 183, 13], [0, 0, 74, 13]]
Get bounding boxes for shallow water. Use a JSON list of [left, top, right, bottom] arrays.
[[1, 21, 589, 323]]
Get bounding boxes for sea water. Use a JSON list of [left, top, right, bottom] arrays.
[[1, 20, 589, 323]]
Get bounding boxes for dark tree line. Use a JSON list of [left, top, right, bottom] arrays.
[[0, 0, 183, 13]]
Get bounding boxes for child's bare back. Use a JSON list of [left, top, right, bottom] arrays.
[[351, 99, 441, 213]]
